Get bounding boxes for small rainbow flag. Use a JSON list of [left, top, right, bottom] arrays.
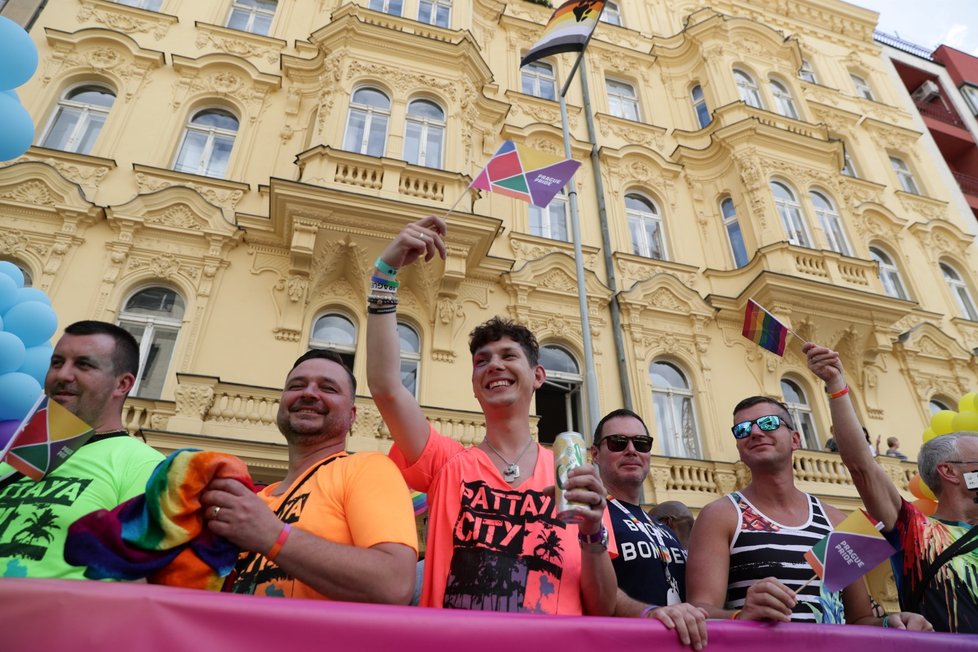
[[411, 491, 427, 517], [1, 394, 95, 480], [471, 141, 580, 208], [742, 298, 788, 357], [804, 509, 895, 592], [520, 0, 607, 68]]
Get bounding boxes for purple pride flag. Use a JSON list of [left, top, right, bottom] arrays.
[[471, 141, 581, 208], [804, 509, 895, 592]]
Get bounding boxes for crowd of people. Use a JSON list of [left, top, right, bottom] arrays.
[[0, 217, 975, 640]]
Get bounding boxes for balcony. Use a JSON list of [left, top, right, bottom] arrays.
[[916, 97, 967, 128]]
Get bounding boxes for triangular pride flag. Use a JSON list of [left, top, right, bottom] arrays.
[[804, 509, 895, 592], [471, 140, 581, 208], [742, 298, 789, 356], [1, 394, 95, 480], [520, 0, 607, 68]]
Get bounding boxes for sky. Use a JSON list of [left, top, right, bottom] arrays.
[[851, 0, 978, 56]]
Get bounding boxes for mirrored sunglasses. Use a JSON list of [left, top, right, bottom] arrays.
[[731, 415, 788, 440], [600, 434, 653, 453]]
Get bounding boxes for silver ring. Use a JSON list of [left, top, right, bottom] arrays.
[[213, 506, 221, 518]]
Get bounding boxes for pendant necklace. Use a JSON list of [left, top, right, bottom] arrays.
[[483, 437, 534, 482]]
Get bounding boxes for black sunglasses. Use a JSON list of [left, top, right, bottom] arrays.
[[599, 434, 653, 453], [731, 415, 791, 440]]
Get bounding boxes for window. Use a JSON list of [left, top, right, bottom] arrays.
[[941, 262, 978, 320], [417, 0, 450, 27], [172, 108, 238, 178], [809, 191, 850, 256], [799, 59, 817, 84], [0, 259, 32, 287], [850, 73, 875, 100], [651, 361, 700, 459], [780, 378, 819, 450], [769, 78, 799, 119], [116, 0, 162, 9], [961, 84, 978, 116], [721, 197, 748, 267], [368, 0, 402, 16], [841, 141, 858, 177], [869, 247, 909, 300], [606, 79, 639, 121], [117, 287, 184, 399], [343, 87, 390, 157], [691, 85, 710, 128], [404, 99, 445, 168], [626, 193, 666, 259], [40, 85, 115, 155], [522, 60, 556, 101], [770, 181, 812, 247], [600, 1, 621, 26], [398, 322, 421, 399], [536, 345, 583, 445], [734, 69, 763, 109], [226, 0, 277, 36], [310, 313, 358, 371], [929, 398, 951, 414], [529, 189, 568, 241], [890, 156, 920, 194]]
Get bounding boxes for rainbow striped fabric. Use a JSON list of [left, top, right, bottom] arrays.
[[742, 298, 788, 356], [519, 0, 607, 68]]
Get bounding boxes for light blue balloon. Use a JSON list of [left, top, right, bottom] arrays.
[[3, 89, 17, 101], [18, 343, 52, 385], [0, 261, 24, 288], [0, 331, 26, 373], [0, 91, 34, 162], [0, 274, 18, 315], [0, 371, 41, 421], [13, 286, 51, 306], [0, 17, 39, 90], [2, 300, 57, 347]]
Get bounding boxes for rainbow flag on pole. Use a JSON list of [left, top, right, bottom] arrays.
[[804, 509, 895, 592], [1, 394, 95, 480], [471, 141, 581, 208], [520, 0, 607, 68], [742, 298, 789, 356]]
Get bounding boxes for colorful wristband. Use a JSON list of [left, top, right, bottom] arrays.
[[374, 257, 398, 277], [729, 609, 742, 620], [827, 385, 850, 400], [266, 523, 291, 562], [640, 605, 659, 618]]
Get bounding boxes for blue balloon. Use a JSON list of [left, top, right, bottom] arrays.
[[0, 261, 24, 288], [0, 274, 18, 315], [0, 371, 41, 421], [0, 91, 34, 162], [14, 286, 51, 306], [18, 343, 52, 385], [0, 17, 39, 90], [3, 300, 57, 347], [0, 331, 26, 373]]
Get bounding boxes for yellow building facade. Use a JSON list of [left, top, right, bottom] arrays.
[[3, 0, 978, 543]]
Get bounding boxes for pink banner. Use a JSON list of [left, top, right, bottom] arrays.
[[1, 578, 974, 651]]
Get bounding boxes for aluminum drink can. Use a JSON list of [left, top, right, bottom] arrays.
[[554, 431, 587, 523]]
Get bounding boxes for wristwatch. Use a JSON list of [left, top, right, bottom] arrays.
[[578, 526, 609, 552]]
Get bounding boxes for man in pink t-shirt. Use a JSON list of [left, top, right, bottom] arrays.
[[367, 216, 617, 615]]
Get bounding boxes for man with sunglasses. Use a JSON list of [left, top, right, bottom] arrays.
[[805, 342, 976, 633], [592, 409, 708, 651], [687, 396, 928, 629]]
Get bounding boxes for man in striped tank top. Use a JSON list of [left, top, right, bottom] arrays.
[[686, 395, 930, 629]]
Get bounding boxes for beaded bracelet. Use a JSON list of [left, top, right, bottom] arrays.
[[367, 295, 399, 305], [828, 385, 850, 400], [267, 523, 291, 562], [367, 305, 398, 315], [375, 257, 398, 277]]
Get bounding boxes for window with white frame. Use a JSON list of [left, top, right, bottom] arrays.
[[536, 344, 583, 445], [809, 191, 850, 256], [734, 69, 763, 109], [770, 181, 812, 247], [961, 84, 978, 115], [929, 398, 951, 414], [721, 197, 748, 268], [941, 262, 978, 320], [404, 99, 445, 169], [606, 79, 640, 121], [626, 193, 666, 259], [769, 78, 799, 119], [172, 108, 238, 178], [522, 60, 556, 101], [398, 322, 421, 399], [226, 0, 277, 35], [691, 84, 710, 128], [780, 378, 819, 450], [889, 156, 920, 194], [40, 85, 116, 155], [850, 73, 875, 100], [651, 361, 701, 459], [799, 59, 817, 83], [600, 1, 621, 26], [116, 0, 162, 9], [841, 141, 858, 177], [368, 0, 402, 16], [529, 189, 568, 241], [117, 287, 184, 399], [343, 87, 390, 157], [869, 246, 909, 300], [310, 312, 358, 372], [418, 0, 450, 27]]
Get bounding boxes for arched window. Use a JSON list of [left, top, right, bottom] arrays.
[[929, 398, 951, 414], [606, 79, 639, 121], [799, 59, 817, 83], [529, 188, 568, 241], [651, 361, 701, 459], [869, 247, 908, 300], [40, 85, 116, 155], [721, 197, 748, 267], [172, 108, 238, 178], [398, 322, 421, 399], [770, 181, 812, 247], [522, 60, 556, 101], [600, 1, 621, 26], [310, 313, 358, 372], [691, 85, 710, 128], [850, 73, 875, 100], [941, 262, 978, 320], [418, 0, 451, 27], [780, 378, 819, 450], [809, 191, 850, 255], [404, 99, 445, 168], [536, 345, 583, 444], [118, 286, 185, 399], [734, 69, 763, 109], [368, 0, 402, 16], [769, 78, 799, 119], [889, 156, 920, 194], [343, 87, 390, 157], [226, 0, 277, 36], [0, 259, 32, 287], [626, 193, 666, 260]]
